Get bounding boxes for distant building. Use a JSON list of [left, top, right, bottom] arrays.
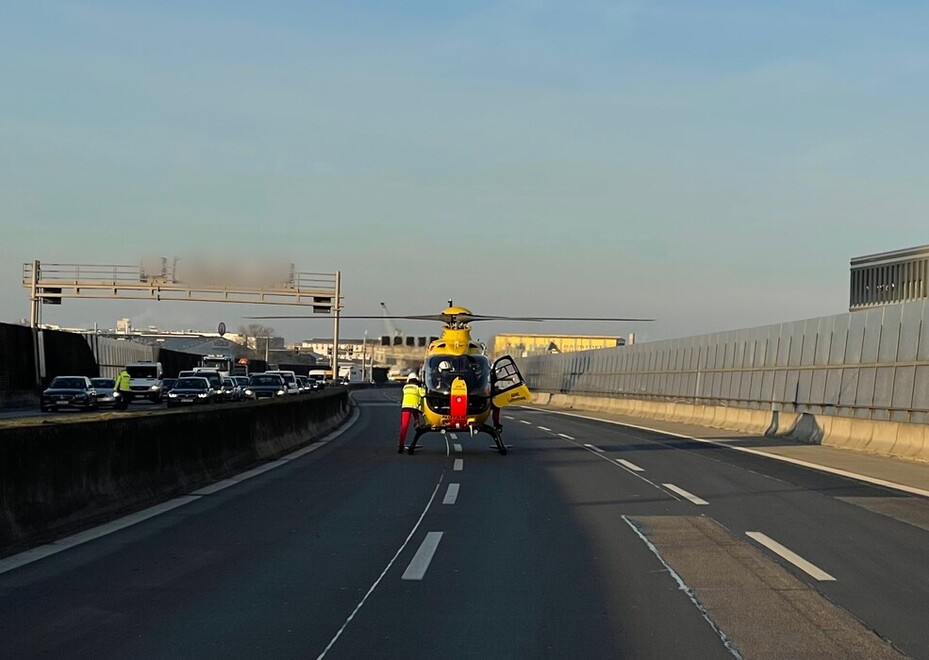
[[850, 244, 929, 310], [302, 338, 368, 362], [493, 334, 625, 359]]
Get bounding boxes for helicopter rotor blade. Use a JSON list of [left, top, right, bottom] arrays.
[[243, 314, 655, 322], [466, 315, 654, 322]]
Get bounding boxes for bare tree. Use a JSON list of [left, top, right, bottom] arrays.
[[238, 324, 275, 352]]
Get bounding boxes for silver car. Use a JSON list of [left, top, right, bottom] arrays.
[[90, 377, 118, 407]]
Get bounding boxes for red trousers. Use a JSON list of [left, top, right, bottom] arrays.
[[399, 409, 421, 446]]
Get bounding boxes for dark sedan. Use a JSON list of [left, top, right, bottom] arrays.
[[242, 373, 287, 400], [165, 377, 214, 407], [41, 376, 98, 412]]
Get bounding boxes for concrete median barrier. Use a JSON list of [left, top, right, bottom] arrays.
[[531, 392, 929, 464], [0, 391, 350, 550]]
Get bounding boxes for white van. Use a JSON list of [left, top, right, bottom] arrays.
[[126, 361, 164, 403], [265, 369, 300, 395]]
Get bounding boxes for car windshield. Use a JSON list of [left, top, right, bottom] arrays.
[[251, 375, 283, 386], [424, 355, 491, 393], [127, 366, 158, 378], [50, 377, 86, 389], [90, 378, 114, 388], [233, 377, 250, 386], [175, 378, 207, 389], [272, 372, 296, 385], [223, 378, 235, 386]]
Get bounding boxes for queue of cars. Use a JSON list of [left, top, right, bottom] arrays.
[[40, 369, 328, 413]]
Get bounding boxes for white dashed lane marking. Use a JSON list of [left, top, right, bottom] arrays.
[[616, 459, 644, 472], [453, 459, 464, 472], [453, 443, 462, 454], [520, 420, 532, 425], [402, 532, 444, 581], [584, 444, 605, 453], [663, 483, 709, 506], [558, 433, 574, 440], [538, 426, 552, 431], [443, 484, 460, 505], [746, 532, 836, 582]]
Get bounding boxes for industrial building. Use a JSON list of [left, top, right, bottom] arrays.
[[493, 334, 625, 359], [850, 244, 929, 310]]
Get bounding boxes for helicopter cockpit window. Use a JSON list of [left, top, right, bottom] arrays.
[[424, 355, 491, 394]]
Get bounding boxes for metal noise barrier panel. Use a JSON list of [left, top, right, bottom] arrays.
[[521, 300, 929, 424]]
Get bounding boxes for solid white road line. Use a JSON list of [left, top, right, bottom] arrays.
[[0, 406, 363, 578], [538, 426, 552, 431], [622, 517, 740, 657], [192, 459, 290, 495], [443, 483, 460, 505], [402, 532, 444, 581], [584, 443, 605, 453], [616, 459, 644, 472], [319, 479, 445, 659], [453, 443, 462, 454], [663, 483, 709, 506], [0, 496, 200, 576], [523, 406, 929, 500], [746, 532, 836, 582], [454, 458, 464, 472], [558, 433, 574, 440]]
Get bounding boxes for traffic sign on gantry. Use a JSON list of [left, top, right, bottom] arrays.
[[22, 258, 341, 327]]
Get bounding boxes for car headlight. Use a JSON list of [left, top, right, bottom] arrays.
[[277, 390, 285, 396], [198, 393, 208, 398], [244, 389, 253, 396], [168, 392, 178, 398], [150, 385, 160, 391]]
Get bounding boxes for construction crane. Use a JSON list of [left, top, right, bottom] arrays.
[[380, 302, 403, 342]]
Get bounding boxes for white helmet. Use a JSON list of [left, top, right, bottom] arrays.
[[438, 360, 452, 371], [407, 373, 418, 382]]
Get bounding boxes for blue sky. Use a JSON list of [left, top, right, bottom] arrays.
[[2, 1, 929, 343]]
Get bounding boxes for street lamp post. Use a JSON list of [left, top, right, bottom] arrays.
[[362, 330, 368, 382]]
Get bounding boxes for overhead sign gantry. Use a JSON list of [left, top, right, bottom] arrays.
[[22, 257, 345, 378]]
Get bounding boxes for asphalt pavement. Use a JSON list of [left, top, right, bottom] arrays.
[[1, 389, 926, 658]]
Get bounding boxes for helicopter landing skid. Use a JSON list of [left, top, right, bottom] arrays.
[[480, 424, 508, 455], [406, 425, 507, 455]]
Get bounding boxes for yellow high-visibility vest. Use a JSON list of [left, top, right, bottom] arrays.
[[401, 383, 425, 410], [115, 371, 132, 392]]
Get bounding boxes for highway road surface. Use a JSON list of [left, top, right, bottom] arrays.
[[1, 389, 926, 658]]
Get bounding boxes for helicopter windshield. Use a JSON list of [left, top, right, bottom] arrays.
[[424, 354, 491, 394]]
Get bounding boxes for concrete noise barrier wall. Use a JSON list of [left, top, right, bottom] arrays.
[[521, 300, 929, 425], [0, 391, 350, 550]]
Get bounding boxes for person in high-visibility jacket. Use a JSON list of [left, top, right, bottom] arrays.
[[398, 373, 426, 453], [114, 368, 132, 410]]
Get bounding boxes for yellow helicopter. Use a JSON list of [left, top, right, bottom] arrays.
[[249, 302, 651, 455], [406, 304, 532, 455]]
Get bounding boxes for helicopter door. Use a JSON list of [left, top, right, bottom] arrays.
[[491, 355, 531, 408]]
